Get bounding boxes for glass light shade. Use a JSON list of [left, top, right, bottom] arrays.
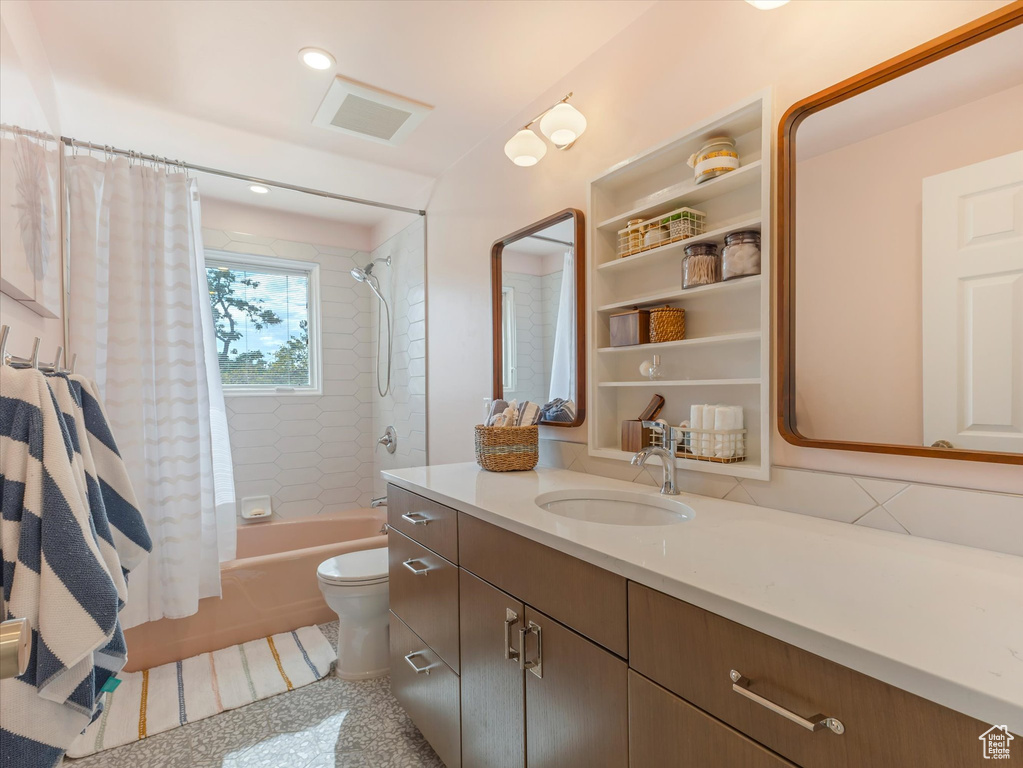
[[504, 129, 547, 167], [539, 102, 587, 148], [249, 185, 271, 194], [745, 0, 789, 8]]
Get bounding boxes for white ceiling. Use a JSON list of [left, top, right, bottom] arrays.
[[29, 0, 654, 228]]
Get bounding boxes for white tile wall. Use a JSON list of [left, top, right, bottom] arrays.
[[502, 269, 561, 407], [203, 228, 377, 521], [538, 439, 1023, 557], [371, 218, 428, 497]]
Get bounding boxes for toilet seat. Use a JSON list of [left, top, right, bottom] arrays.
[[317, 547, 388, 587]]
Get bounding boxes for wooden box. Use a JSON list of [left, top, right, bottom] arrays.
[[621, 420, 654, 452], [609, 308, 650, 347]]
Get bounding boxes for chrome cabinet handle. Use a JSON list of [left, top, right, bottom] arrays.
[[402, 559, 429, 575], [729, 670, 845, 735], [401, 512, 430, 526], [518, 621, 543, 678], [504, 608, 520, 662], [404, 652, 431, 675]]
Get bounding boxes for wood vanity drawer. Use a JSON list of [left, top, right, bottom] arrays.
[[388, 528, 459, 672], [387, 484, 458, 563], [629, 583, 1002, 768], [390, 611, 461, 768], [458, 511, 628, 658], [629, 671, 797, 768]]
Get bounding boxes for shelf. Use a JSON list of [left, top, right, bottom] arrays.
[[589, 447, 766, 479], [596, 162, 762, 232], [597, 331, 760, 354], [597, 378, 759, 388], [596, 218, 761, 271], [597, 274, 761, 313]]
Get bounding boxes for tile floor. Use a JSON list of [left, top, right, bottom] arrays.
[[65, 623, 444, 768]]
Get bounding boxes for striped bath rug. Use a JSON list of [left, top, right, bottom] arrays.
[[67, 625, 335, 758]]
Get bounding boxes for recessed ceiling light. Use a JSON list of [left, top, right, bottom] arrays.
[[746, 0, 789, 9], [300, 47, 335, 70], [249, 185, 271, 195]]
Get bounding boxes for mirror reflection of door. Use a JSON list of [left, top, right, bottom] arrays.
[[922, 152, 1023, 453]]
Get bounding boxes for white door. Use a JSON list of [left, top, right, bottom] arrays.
[[922, 151, 1023, 453]]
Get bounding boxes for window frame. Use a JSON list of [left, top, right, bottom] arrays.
[[203, 249, 322, 397]]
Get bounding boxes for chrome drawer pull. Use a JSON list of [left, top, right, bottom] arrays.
[[404, 652, 431, 675], [401, 512, 430, 526], [402, 559, 430, 575], [504, 608, 520, 662], [518, 621, 543, 679], [729, 670, 845, 735]]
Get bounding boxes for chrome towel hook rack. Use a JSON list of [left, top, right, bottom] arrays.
[[0, 325, 75, 373]]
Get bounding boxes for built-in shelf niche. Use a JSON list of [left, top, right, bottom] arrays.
[[587, 91, 772, 481]]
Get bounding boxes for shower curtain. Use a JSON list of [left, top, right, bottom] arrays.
[[66, 155, 235, 627], [549, 249, 576, 402]]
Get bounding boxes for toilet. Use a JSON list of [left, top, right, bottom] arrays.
[[316, 547, 390, 680]]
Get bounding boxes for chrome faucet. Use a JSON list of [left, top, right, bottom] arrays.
[[630, 421, 680, 496]]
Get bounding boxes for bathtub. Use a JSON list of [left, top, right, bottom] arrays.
[[123, 508, 387, 672]]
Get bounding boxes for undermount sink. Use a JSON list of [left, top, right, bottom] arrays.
[[535, 490, 694, 526]]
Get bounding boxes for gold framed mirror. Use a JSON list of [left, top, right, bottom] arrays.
[[491, 209, 586, 428]]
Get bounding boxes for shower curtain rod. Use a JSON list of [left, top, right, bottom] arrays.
[[58, 134, 426, 216]]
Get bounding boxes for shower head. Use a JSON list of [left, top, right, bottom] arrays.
[[351, 255, 391, 287]]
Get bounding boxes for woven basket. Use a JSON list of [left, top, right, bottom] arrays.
[[649, 306, 685, 343], [475, 424, 539, 472]]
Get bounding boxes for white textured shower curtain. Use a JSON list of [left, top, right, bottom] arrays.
[[66, 155, 235, 628], [549, 249, 576, 402]]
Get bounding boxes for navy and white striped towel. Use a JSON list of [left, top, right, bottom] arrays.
[[1, 367, 150, 768]]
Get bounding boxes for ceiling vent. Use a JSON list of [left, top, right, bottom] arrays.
[[313, 77, 432, 146]]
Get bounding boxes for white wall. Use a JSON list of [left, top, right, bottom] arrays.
[[425, 0, 1023, 494]]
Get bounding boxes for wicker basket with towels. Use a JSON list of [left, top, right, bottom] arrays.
[[474, 425, 539, 472]]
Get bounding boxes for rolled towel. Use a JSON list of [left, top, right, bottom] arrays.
[[496, 399, 519, 427], [689, 404, 703, 455], [713, 405, 744, 458], [701, 404, 716, 456], [487, 399, 508, 426]]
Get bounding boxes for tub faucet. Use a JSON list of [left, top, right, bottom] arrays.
[[631, 421, 680, 496], [370, 496, 387, 508]]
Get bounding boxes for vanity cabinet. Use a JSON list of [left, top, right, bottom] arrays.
[[387, 485, 1013, 768], [457, 526, 629, 768]]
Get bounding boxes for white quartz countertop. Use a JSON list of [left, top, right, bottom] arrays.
[[382, 463, 1023, 732]]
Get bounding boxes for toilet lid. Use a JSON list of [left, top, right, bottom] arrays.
[[317, 547, 389, 585]]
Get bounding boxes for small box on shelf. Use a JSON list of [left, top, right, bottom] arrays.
[[609, 308, 650, 347]]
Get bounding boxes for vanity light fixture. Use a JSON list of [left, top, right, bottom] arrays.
[[249, 184, 271, 195], [299, 47, 336, 70], [504, 93, 586, 167], [745, 0, 790, 9]]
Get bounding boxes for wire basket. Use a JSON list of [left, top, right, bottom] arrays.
[[676, 428, 747, 463], [475, 425, 539, 471], [617, 207, 707, 258]]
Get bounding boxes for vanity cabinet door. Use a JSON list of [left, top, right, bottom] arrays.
[[523, 607, 629, 768], [459, 569, 525, 768]]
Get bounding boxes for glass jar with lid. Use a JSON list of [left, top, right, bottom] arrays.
[[682, 243, 720, 288], [687, 136, 739, 184], [721, 230, 761, 280]]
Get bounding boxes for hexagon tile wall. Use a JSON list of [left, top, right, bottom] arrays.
[[202, 218, 426, 521]]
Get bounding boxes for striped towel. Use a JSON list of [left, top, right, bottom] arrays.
[[541, 398, 576, 424], [68, 626, 335, 757], [1, 367, 150, 768]]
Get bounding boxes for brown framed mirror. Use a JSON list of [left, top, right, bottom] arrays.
[[778, 3, 1023, 465], [491, 209, 585, 427]]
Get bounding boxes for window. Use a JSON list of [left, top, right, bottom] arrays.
[[501, 285, 517, 391], [204, 251, 321, 394]]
